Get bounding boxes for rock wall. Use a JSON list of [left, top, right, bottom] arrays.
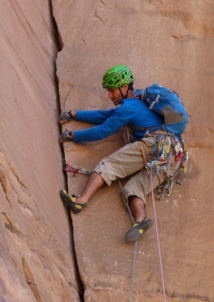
[[0, 0, 214, 302], [0, 1, 80, 301], [53, 0, 214, 301]]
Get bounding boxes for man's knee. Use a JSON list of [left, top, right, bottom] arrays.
[[93, 165, 113, 186]]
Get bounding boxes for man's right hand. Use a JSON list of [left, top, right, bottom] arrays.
[[59, 130, 73, 143]]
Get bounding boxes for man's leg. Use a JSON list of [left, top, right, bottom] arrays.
[[125, 196, 153, 242], [59, 172, 104, 213], [60, 137, 156, 213], [124, 170, 165, 242], [77, 172, 104, 204], [129, 196, 146, 223]]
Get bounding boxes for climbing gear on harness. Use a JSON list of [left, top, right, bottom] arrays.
[[59, 190, 87, 213], [125, 217, 153, 242], [135, 83, 189, 135], [145, 133, 189, 199], [146, 133, 175, 177], [157, 179, 173, 200], [158, 150, 188, 199], [181, 151, 189, 174], [63, 160, 92, 176], [102, 65, 134, 89], [59, 110, 73, 124], [59, 130, 73, 143]]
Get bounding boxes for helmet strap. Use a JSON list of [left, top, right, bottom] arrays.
[[119, 86, 129, 100]]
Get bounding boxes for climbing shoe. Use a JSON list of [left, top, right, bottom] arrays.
[[59, 130, 73, 143], [125, 217, 153, 242], [59, 110, 73, 124], [59, 190, 87, 213]]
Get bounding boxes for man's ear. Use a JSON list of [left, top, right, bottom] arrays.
[[121, 84, 128, 92]]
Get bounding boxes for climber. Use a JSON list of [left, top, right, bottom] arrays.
[[58, 64, 184, 242]]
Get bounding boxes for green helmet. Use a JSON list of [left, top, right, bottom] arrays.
[[102, 65, 134, 89]]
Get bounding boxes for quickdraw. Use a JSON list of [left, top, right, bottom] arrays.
[[157, 180, 174, 200], [62, 160, 92, 176]]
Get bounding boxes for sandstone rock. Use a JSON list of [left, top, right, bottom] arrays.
[[0, 1, 80, 301], [54, 0, 214, 301], [1, 0, 214, 301]]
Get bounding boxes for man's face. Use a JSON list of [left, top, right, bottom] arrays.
[[107, 85, 127, 106]]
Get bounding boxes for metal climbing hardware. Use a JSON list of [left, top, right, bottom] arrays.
[[165, 136, 171, 155], [62, 160, 92, 176], [146, 133, 188, 199], [181, 151, 189, 174], [147, 134, 173, 176], [157, 180, 174, 200]]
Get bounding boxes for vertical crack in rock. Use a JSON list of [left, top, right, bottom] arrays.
[[49, 1, 85, 301]]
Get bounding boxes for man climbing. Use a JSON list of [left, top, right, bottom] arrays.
[[59, 64, 185, 242]]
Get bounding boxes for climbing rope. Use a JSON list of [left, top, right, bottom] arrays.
[[119, 176, 167, 302], [149, 171, 167, 302], [130, 241, 138, 302], [118, 180, 137, 302]]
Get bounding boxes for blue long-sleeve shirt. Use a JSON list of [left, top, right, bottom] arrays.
[[73, 96, 164, 142]]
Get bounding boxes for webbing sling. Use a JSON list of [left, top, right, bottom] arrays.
[[140, 140, 164, 187], [139, 140, 150, 166]]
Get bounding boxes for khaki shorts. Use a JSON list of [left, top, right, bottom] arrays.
[[94, 136, 180, 204]]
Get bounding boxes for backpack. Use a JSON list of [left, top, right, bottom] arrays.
[[135, 83, 189, 135]]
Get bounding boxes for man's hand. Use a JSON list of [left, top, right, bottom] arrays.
[[59, 110, 73, 124], [59, 129, 73, 143]]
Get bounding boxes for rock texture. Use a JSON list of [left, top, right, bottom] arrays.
[[0, 1, 80, 301], [54, 0, 214, 301], [0, 0, 214, 302]]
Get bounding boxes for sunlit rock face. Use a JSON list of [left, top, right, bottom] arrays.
[[54, 0, 214, 301], [1, 0, 214, 301], [0, 1, 80, 301]]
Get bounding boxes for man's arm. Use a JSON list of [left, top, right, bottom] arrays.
[[59, 102, 132, 143], [72, 110, 129, 142], [75, 109, 115, 124], [59, 108, 115, 125]]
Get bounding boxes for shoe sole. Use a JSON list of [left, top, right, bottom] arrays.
[[125, 219, 153, 242]]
